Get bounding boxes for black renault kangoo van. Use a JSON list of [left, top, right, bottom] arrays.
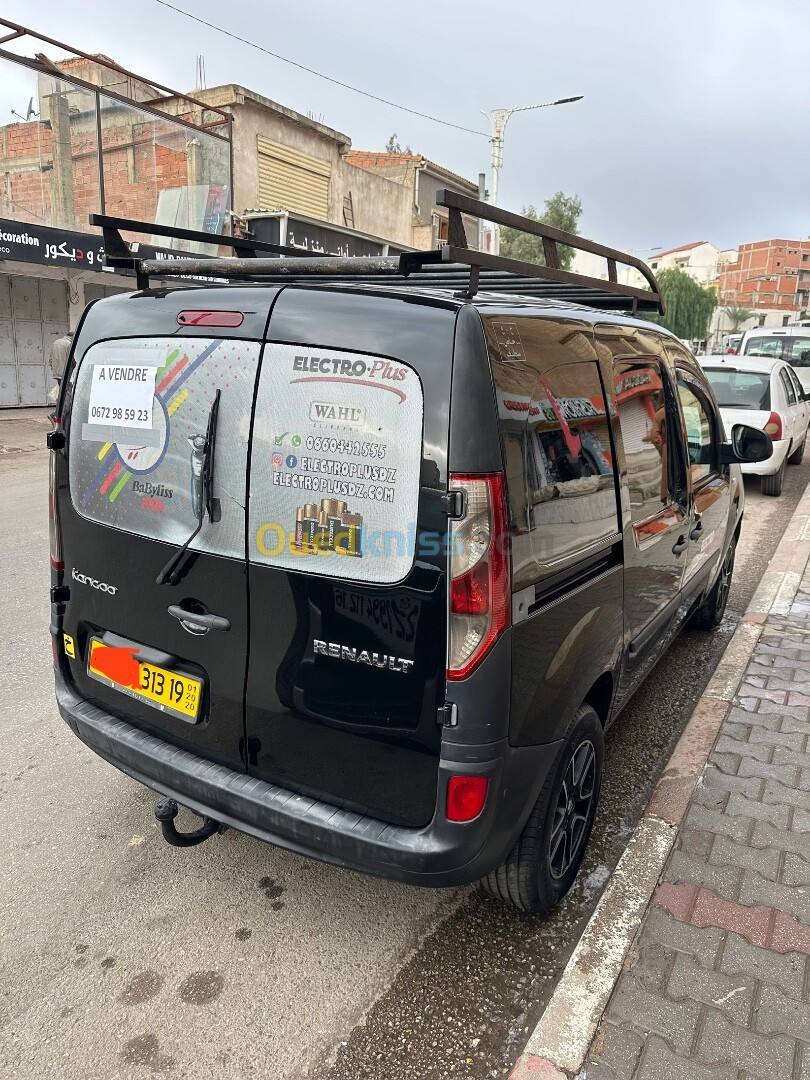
[[49, 198, 771, 912]]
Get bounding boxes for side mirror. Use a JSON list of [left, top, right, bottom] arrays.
[[720, 424, 773, 465]]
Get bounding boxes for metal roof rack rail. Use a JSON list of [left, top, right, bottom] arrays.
[[90, 197, 664, 314], [89, 213, 329, 289]]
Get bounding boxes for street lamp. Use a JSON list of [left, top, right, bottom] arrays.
[[482, 96, 583, 255]]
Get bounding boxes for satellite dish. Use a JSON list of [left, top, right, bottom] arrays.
[[26, 97, 36, 121]]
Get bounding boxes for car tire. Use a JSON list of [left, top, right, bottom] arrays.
[[787, 434, 806, 465], [761, 457, 786, 496], [692, 537, 735, 630], [481, 704, 603, 914]]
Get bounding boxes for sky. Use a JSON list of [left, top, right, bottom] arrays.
[[1, 0, 806, 254]]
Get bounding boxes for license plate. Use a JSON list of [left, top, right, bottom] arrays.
[[87, 638, 202, 722]]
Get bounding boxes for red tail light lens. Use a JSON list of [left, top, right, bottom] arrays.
[[450, 560, 490, 615], [764, 412, 782, 440], [447, 473, 511, 680], [48, 451, 64, 571], [446, 775, 488, 822]]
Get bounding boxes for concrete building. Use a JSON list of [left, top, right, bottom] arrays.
[[717, 238, 810, 328], [344, 151, 480, 249], [648, 241, 736, 286]]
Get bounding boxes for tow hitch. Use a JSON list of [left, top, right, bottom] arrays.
[[154, 796, 221, 847]]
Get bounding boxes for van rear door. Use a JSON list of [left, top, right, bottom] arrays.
[[59, 290, 279, 772], [244, 288, 457, 827]]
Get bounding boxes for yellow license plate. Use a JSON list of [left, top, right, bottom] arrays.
[[88, 639, 202, 722]]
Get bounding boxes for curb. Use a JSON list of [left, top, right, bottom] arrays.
[[509, 480, 810, 1080]]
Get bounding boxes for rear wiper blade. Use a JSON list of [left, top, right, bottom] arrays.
[[156, 390, 221, 586]]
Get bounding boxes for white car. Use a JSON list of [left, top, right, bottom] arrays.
[[739, 326, 810, 393], [700, 354, 810, 496]]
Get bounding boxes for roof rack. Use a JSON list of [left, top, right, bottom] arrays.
[[90, 193, 665, 314]]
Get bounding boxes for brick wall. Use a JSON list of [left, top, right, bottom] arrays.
[[719, 239, 810, 313], [0, 112, 193, 229]]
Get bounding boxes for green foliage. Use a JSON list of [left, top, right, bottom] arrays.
[[722, 305, 756, 332], [384, 133, 412, 154], [644, 269, 717, 340], [499, 192, 583, 271]]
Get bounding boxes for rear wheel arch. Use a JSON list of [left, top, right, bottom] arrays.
[[583, 670, 614, 728]]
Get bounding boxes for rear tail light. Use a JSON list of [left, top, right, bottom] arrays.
[[48, 450, 63, 571], [764, 412, 783, 440], [446, 775, 489, 822], [447, 473, 510, 680]]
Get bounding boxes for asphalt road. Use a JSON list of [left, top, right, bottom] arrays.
[[1, 440, 806, 1080]]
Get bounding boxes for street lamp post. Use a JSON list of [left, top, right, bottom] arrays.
[[482, 96, 583, 255]]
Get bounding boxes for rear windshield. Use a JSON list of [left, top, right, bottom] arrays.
[[703, 368, 771, 410], [744, 335, 810, 366], [68, 336, 259, 559], [248, 343, 424, 586]]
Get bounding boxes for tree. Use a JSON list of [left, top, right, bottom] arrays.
[[644, 269, 717, 340], [722, 305, 756, 333], [385, 133, 412, 154], [499, 192, 583, 271]]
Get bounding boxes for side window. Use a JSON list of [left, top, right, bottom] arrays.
[[483, 316, 620, 587], [788, 338, 810, 368], [68, 337, 259, 559], [675, 369, 717, 486], [787, 367, 804, 401], [745, 338, 783, 359], [779, 367, 797, 406], [613, 359, 672, 522], [526, 361, 619, 567]]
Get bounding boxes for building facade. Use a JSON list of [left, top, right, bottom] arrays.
[[717, 239, 810, 326], [648, 241, 736, 286], [344, 152, 480, 249], [0, 25, 480, 406]]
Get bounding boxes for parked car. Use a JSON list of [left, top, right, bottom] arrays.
[[722, 333, 742, 355], [700, 355, 809, 496], [739, 326, 810, 393], [48, 205, 771, 914]]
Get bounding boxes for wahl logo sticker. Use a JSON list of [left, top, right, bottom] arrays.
[[309, 401, 365, 425]]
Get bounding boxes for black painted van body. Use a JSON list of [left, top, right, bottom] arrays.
[[51, 283, 744, 891]]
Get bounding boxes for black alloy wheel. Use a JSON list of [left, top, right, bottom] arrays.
[[548, 738, 598, 880], [693, 538, 736, 630], [481, 704, 604, 913]]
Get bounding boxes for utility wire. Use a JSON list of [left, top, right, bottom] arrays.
[[153, 0, 488, 137]]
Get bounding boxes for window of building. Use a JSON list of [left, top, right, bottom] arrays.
[[675, 371, 717, 486], [783, 315, 791, 326]]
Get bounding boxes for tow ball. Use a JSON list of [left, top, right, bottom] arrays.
[[154, 796, 221, 848]]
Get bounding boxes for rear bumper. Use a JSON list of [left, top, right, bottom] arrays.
[[55, 671, 560, 887], [741, 438, 789, 476]]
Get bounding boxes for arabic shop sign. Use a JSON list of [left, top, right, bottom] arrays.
[[249, 214, 387, 258], [0, 219, 106, 269], [0, 218, 219, 274]]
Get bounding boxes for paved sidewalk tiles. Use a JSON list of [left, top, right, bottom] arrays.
[[584, 574, 810, 1079]]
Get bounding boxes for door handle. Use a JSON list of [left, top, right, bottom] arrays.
[[689, 518, 703, 541], [168, 605, 231, 632], [672, 535, 688, 556]]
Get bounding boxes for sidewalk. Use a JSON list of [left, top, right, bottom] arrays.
[[584, 569, 810, 1079], [0, 406, 51, 454]]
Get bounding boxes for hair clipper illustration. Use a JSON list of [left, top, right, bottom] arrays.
[[188, 433, 206, 518]]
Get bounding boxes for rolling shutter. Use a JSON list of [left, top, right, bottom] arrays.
[[257, 137, 331, 220]]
